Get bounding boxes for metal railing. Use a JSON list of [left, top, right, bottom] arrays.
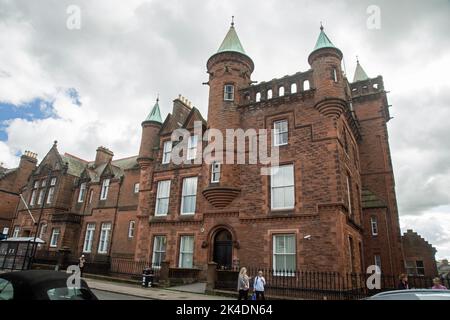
[[215, 266, 450, 300]]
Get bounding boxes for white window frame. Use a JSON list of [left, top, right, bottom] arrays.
[[100, 179, 110, 200], [187, 136, 198, 161], [374, 255, 382, 269], [30, 189, 37, 206], [270, 165, 295, 210], [29, 181, 39, 205], [78, 182, 87, 203], [37, 189, 45, 205], [12, 226, 20, 238], [152, 235, 167, 269], [134, 183, 139, 194], [211, 162, 221, 183], [97, 222, 112, 254], [2, 227, 9, 235], [273, 120, 288, 146], [155, 180, 171, 216], [128, 221, 135, 238], [179, 235, 194, 268], [346, 176, 353, 217], [39, 223, 47, 240], [162, 141, 172, 164], [46, 186, 55, 204], [50, 228, 60, 248], [224, 84, 235, 101], [89, 190, 94, 203], [83, 223, 95, 253], [333, 68, 338, 82], [273, 234, 296, 276], [370, 216, 378, 236], [181, 177, 197, 215]]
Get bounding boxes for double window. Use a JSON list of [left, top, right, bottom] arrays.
[[46, 177, 57, 204], [271, 165, 295, 210], [211, 162, 221, 183], [78, 183, 87, 203], [155, 180, 171, 216], [179, 235, 194, 268], [162, 141, 172, 164], [224, 84, 234, 101], [187, 136, 198, 161], [50, 228, 60, 248], [405, 260, 425, 276], [12, 226, 20, 238], [273, 234, 296, 275], [83, 223, 95, 253], [181, 177, 198, 215], [100, 179, 110, 200], [371, 217, 378, 236], [128, 221, 135, 238], [152, 236, 167, 268], [273, 120, 288, 146], [30, 181, 39, 205], [98, 222, 111, 254]]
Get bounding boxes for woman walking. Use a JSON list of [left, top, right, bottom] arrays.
[[237, 267, 250, 300], [253, 270, 266, 300], [397, 274, 409, 290]]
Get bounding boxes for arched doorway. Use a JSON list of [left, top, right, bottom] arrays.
[[213, 229, 233, 269]]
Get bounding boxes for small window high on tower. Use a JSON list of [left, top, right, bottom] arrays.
[[224, 84, 234, 101]]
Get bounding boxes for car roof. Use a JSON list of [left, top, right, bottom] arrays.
[[374, 289, 450, 296], [1, 270, 71, 286]]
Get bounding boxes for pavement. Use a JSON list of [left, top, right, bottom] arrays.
[[85, 278, 234, 300]]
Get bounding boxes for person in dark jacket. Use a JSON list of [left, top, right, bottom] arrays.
[[397, 273, 409, 290]]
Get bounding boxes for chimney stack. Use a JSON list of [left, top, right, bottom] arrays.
[[95, 146, 114, 166]]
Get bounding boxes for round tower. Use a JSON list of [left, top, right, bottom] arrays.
[[202, 19, 254, 209], [308, 24, 346, 104], [206, 18, 254, 130], [138, 98, 163, 161]]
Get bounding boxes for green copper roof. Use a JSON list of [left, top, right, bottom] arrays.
[[217, 24, 246, 55], [145, 99, 162, 123], [353, 60, 369, 82], [312, 25, 337, 52]]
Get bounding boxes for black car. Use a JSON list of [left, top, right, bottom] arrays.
[[0, 270, 98, 300]]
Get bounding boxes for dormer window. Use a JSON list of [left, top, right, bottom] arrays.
[[224, 84, 234, 101], [162, 141, 172, 164], [100, 179, 110, 200], [78, 182, 87, 203], [187, 136, 198, 161]]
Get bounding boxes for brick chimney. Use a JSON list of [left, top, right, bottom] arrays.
[[95, 146, 114, 166]]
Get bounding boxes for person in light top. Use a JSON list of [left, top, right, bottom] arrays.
[[432, 277, 448, 290], [253, 270, 266, 300]]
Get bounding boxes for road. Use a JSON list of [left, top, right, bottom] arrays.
[[92, 289, 152, 300]]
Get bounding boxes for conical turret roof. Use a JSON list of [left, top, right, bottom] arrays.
[[217, 22, 246, 55], [353, 59, 370, 82], [144, 98, 162, 123]]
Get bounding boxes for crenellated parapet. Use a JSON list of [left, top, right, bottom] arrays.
[[238, 70, 314, 107]]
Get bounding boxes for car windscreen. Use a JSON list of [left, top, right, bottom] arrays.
[[47, 287, 94, 300], [0, 278, 14, 300]]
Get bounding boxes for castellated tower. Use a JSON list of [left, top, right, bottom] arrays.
[[202, 20, 255, 208], [135, 99, 162, 260]]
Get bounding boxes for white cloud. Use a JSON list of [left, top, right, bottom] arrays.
[[0, 0, 449, 256]]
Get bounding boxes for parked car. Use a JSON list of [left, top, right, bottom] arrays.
[[0, 270, 98, 300], [367, 289, 450, 300]]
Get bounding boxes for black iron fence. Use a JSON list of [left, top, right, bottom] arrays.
[[216, 266, 450, 300], [109, 258, 160, 282]]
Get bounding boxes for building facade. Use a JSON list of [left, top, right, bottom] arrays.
[[402, 229, 437, 277], [6, 22, 408, 278]]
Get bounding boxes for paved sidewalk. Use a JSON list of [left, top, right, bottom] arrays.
[[85, 278, 234, 300]]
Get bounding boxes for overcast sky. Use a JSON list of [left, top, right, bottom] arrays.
[[0, 0, 449, 259]]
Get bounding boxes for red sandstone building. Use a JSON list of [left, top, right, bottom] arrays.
[[5, 22, 410, 277]]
